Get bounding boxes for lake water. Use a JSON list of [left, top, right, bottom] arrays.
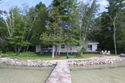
[[71, 61, 125, 83], [0, 63, 54, 83]]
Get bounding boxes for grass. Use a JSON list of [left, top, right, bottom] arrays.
[[0, 52, 117, 60]]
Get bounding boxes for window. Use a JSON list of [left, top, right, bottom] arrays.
[[61, 45, 65, 49], [88, 45, 92, 51]]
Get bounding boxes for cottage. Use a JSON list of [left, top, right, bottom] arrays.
[[36, 41, 99, 54]]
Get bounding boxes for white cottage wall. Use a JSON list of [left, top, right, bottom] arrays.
[[57, 46, 82, 53], [35, 42, 99, 53], [36, 45, 41, 53], [92, 44, 97, 52]]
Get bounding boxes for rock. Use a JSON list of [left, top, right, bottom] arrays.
[[120, 54, 125, 57], [0, 56, 125, 67]]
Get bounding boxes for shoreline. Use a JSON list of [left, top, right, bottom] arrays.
[[68, 56, 125, 66], [0, 56, 125, 67]]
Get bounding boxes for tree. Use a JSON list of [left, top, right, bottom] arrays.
[[0, 2, 49, 52], [0, 17, 8, 52], [41, 0, 81, 58], [116, 11, 125, 53], [41, 0, 68, 58], [80, 0, 98, 41], [28, 2, 48, 52], [64, 0, 81, 56], [87, 0, 125, 54], [88, 12, 114, 51], [1, 7, 30, 52], [0, 17, 7, 39], [31, 2, 48, 45], [107, 0, 125, 55], [17, 2, 49, 51], [79, 0, 99, 55]]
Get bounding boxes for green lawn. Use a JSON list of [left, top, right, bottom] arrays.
[[0, 52, 117, 60]]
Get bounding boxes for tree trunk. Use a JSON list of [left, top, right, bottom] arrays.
[[58, 51, 60, 56], [55, 46, 58, 56], [84, 24, 89, 41], [67, 46, 69, 56], [70, 46, 73, 54], [4, 19, 12, 37], [113, 21, 117, 55], [52, 45, 55, 58], [58, 46, 60, 56], [17, 47, 22, 53], [26, 46, 29, 51], [15, 47, 17, 52], [80, 45, 83, 56], [110, 15, 118, 55], [14, 47, 21, 53]]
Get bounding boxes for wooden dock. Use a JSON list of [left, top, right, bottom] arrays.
[[46, 60, 71, 83]]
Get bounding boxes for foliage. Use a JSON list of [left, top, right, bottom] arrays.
[[31, 2, 48, 45], [80, 0, 99, 41], [64, 0, 81, 46], [4, 8, 31, 52], [0, 1, 98, 56], [87, 0, 125, 53], [0, 2, 48, 52], [0, 0, 124, 57]]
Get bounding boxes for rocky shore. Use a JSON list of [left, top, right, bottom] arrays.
[[68, 56, 125, 66], [0, 58, 56, 67], [0, 56, 125, 67]]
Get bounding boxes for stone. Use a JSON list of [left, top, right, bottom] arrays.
[[120, 54, 125, 57], [0, 56, 125, 67]]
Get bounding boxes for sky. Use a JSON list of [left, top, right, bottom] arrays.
[[0, 0, 53, 11], [0, 0, 109, 14]]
